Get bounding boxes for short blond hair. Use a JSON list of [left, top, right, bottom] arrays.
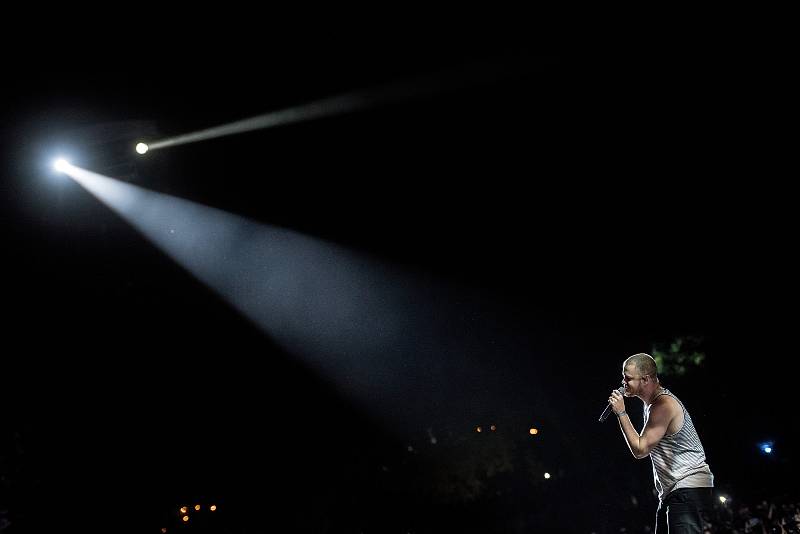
[[624, 353, 658, 379]]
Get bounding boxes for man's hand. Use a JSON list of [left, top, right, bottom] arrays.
[[609, 389, 626, 415]]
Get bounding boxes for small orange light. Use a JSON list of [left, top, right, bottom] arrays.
[[179, 507, 188, 514], [529, 428, 539, 435], [161, 528, 167, 533], [182, 516, 189, 523], [476, 426, 482, 433], [194, 505, 201, 511], [490, 425, 497, 431], [209, 505, 217, 512]]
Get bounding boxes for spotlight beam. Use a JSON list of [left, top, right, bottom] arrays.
[[143, 59, 532, 152], [147, 91, 376, 151], [61, 164, 422, 398], [59, 164, 555, 438]]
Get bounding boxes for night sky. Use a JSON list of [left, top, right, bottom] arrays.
[[2, 22, 794, 533]]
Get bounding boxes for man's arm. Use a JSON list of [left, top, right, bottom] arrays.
[[615, 395, 673, 459]]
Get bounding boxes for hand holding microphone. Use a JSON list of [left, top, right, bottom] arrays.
[[598, 386, 625, 422]]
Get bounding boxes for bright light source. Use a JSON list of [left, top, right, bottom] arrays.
[[490, 425, 496, 431], [476, 426, 482, 433], [544, 472, 551, 479], [209, 505, 217, 512], [719, 496, 727, 503], [182, 516, 189, 522], [161, 528, 167, 533], [764, 447, 772, 453], [179, 506, 187, 514], [194, 505, 201, 511], [53, 158, 70, 172], [759, 441, 774, 454], [135, 142, 149, 154], [529, 428, 539, 435]]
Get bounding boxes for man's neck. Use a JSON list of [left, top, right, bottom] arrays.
[[641, 384, 664, 406]]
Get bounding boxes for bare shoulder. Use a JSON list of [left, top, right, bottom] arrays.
[[653, 393, 684, 434], [654, 393, 677, 409]]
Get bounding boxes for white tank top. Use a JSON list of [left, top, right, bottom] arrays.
[[644, 389, 714, 501]]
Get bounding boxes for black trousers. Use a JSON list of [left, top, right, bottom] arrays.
[[655, 487, 713, 534]]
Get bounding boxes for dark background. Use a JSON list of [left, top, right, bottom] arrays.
[[1, 19, 794, 533]]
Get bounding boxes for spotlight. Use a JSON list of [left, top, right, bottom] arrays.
[[719, 496, 728, 504], [53, 158, 70, 172], [758, 441, 774, 455], [544, 472, 551, 479], [135, 142, 149, 154]]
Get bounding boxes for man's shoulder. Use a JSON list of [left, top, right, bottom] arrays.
[[652, 391, 682, 416]]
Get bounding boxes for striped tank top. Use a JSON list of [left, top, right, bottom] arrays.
[[644, 388, 714, 501]]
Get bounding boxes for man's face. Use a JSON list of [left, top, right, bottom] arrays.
[[621, 364, 645, 396]]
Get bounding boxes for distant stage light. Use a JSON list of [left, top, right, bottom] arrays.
[[135, 142, 149, 154], [182, 516, 189, 522], [719, 496, 728, 503], [53, 158, 71, 172], [758, 441, 774, 454], [209, 505, 217, 512], [544, 472, 551, 479], [194, 505, 201, 511]]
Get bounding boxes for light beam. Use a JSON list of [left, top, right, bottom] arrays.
[[58, 164, 555, 438], [141, 60, 528, 152]]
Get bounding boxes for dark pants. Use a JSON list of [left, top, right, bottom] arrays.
[[655, 487, 713, 534]]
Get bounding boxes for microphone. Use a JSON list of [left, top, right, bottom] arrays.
[[599, 386, 625, 422]]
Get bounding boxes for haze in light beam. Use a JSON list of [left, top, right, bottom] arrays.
[[61, 165, 552, 435], [145, 59, 529, 151]]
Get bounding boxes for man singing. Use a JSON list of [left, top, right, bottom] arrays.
[[608, 353, 714, 533]]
